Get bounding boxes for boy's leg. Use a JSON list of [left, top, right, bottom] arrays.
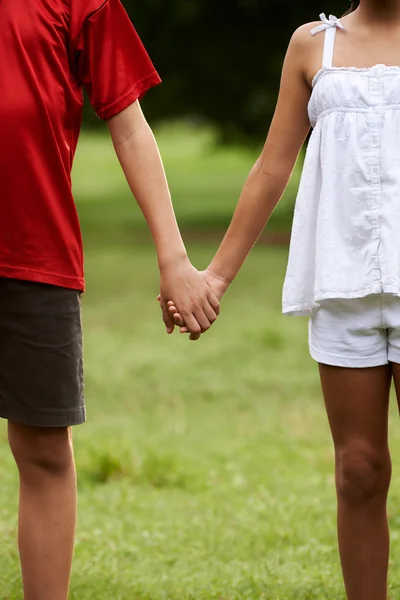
[[8, 422, 76, 600], [319, 363, 392, 600]]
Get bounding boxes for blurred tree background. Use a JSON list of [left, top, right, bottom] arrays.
[[84, 0, 352, 143], [78, 0, 355, 240]]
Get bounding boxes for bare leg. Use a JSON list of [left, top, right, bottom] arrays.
[[391, 363, 400, 415], [8, 422, 76, 600], [319, 364, 392, 600]]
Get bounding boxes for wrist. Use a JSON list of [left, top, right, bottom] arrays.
[[207, 263, 233, 286], [158, 248, 189, 272]]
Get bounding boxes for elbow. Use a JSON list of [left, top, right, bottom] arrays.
[[111, 120, 153, 151], [253, 156, 289, 188], [108, 103, 152, 148]]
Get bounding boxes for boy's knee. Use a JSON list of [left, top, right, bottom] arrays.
[[8, 422, 74, 476]]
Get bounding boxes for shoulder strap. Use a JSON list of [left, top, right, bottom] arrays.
[[310, 13, 344, 68], [323, 26, 337, 68]]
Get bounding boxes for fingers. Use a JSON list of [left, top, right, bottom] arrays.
[[159, 295, 175, 334], [164, 293, 221, 341], [179, 311, 203, 337], [168, 302, 184, 327], [189, 331, 201, 342], [207, 291, 220, 316], [167, 302, 215, 338], [195, 308, 214, 332], [202, 302, 218, 326], [168, 303, 205, 339], [165, 303, 188, 334], [167, 304, 207, 336]]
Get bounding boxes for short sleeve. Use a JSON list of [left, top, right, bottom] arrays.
[[75, 0, 161, 120]]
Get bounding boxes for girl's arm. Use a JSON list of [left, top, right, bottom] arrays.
[[107, 101, 220, 335], [168, 24, 317, 339], [206, 25, 313, 286]]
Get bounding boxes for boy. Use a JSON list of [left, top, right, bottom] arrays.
[[0, 0, 219, 597]]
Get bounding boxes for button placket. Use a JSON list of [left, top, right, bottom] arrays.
[[368, 73, 383, 287]]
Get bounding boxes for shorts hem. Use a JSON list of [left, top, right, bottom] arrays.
[[0, 406, 86, 428], [309, 344, 388, 368], [388, 351, 400, 365]]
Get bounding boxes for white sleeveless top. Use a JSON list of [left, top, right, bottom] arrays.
[[282, 14, 400, 316]]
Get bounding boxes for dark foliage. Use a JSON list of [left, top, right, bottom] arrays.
[[86, 1, 352, 142]]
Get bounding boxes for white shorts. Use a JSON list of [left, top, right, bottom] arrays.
[[308, 294, 400, 368]]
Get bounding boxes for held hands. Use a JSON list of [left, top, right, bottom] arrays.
[[158, 261, 229, 341]]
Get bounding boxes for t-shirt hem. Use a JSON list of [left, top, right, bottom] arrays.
[[99, 71, 162, 120], [0, 264, 85, 292]]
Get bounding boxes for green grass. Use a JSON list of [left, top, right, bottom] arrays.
[[72, 122, 301, 243], [1, 246, 400, 598], [1, 126, 400, 598]]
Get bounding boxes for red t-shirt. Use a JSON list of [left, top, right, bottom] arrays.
[[0, 0, 161, 291]]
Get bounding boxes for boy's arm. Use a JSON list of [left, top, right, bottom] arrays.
[[107, 100, 220, 335], [73, 0, 219, 335]]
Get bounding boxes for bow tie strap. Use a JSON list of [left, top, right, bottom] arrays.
[[311, 13, 345, 36]]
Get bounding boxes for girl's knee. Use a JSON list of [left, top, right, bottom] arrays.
[[335, 445, 391, 508], [8, 422, 74, 476]]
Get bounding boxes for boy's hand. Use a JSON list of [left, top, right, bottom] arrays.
[[166, 269, 229, 340], [159, 258, 220, 339]]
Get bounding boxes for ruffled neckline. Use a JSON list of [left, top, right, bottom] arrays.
[[312, 64, 400, 89]]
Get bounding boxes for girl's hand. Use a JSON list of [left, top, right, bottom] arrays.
[[159, 258, 221, 340], [167, 269, 229, 340]]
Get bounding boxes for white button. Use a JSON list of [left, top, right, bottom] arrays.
[[373, 167, 379, 174], [372, 137, 378, 145]]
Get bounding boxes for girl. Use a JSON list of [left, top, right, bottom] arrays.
[[0, 0, 218, 598], [166, 1, 400, 598]]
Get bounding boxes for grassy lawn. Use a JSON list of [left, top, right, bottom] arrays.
[[1, 246, 400, 598], [1, 127, 400, 598]]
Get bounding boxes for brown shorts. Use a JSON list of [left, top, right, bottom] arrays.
[[0, 278, 85, 428]]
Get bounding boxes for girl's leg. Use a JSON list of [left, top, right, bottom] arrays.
[[390, 363, 400, 414], [319, 363, 392, 600], [8, 422, 76, 600]]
